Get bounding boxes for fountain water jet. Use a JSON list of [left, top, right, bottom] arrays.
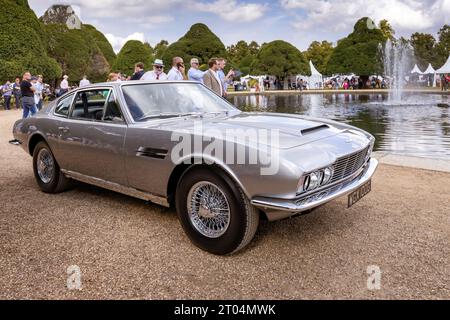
[[382, 39, 414, 103]]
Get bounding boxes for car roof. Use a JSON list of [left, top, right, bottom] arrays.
[[81, 80, 201, 88]]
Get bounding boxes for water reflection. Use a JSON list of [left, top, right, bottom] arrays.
[[228, 93, 450, 160]]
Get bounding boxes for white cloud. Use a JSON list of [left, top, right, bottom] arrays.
[[281, 0, 450, 34], [70, 0, 182, 18], [193, 0, 268, 22], [105, 32, 147, 53]]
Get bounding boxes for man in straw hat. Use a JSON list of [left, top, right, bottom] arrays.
[[141, 59, 168, 81]]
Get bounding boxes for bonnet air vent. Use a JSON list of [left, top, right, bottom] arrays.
[[301, 124, 329, 135]]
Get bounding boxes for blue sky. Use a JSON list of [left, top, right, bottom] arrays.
[[29, 0, 450, 52]]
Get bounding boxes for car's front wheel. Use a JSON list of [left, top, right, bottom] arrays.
[[176, 167, 259, 255], [33, 141, 72, 193]]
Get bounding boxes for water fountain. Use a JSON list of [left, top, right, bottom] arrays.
[[382, 39, 414, 103]]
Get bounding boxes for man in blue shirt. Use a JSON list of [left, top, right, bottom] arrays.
[[216, 58, 234, 97], [188, 58, 205, 83], [33, 75, 44, 110]]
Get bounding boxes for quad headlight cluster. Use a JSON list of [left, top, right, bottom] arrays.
[[301, 166, 334, 193]]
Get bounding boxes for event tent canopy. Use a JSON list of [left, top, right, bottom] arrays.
[[310, 60, 321, 76], [423, 63, 438, 87], [424, 63, 436, 74], [410, 64, 424, 74], [308, 60, 323, 89], [436, 55, 450, 74]]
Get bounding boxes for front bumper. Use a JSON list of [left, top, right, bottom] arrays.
[[251, 158, 378, 221]]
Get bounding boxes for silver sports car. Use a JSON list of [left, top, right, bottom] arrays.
[[13, 81, 378, 255]]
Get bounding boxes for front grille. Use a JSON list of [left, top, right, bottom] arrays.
[[330, 146, 370, 183]]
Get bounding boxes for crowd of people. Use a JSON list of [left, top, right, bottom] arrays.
[[105, 56, 235, 98], [2, 55, 449, 118], [1, 73, 51, 118]]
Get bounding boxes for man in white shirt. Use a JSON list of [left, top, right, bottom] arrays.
[[167, 57, 188, 81], [59, 75, 69, 97], [141, 59, 168, 81], [79, 75, 90, 87]]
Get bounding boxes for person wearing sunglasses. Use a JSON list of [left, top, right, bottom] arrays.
[[141, 59, 168, 81], [188, 58, 206, 83]]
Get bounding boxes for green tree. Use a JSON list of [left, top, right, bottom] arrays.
[[251, 40, 308, 78], [304, 40, 334, 75], [379, 19, 395, 41], [154, 40, 169, 59], [0, 0, 61, 82], [410, 32, 438, 69], [82, 24, 116, 66], [44, 23, 111, 83], [326, 17, 385, 76], [112, 40, 153, 76], [436, 24, 450, 67], [227, 40, 260, 76], [161, 23, 227, 68]]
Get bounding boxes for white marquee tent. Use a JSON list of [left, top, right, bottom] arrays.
[[424, 63, 435, 74], [423, 63, 437, 87], [410, 64, 424, 74], [308, 60, 323, 89], [436, 55, 450, 74]]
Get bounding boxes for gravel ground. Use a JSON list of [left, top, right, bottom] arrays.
[[0, 109, 449, 300]]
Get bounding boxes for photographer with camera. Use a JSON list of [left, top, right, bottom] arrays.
[[167, 57, 188, 81]]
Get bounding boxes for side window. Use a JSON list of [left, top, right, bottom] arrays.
[[103, 91, 124, 123], [54, 94, 74, 117], [70, 89, 110, 121]]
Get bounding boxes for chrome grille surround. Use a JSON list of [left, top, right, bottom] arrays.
[[330, 145, 370, 183]]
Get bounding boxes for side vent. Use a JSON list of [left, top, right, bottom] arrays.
[[136, 147, 168, 159], [301, 124, 329, 135]]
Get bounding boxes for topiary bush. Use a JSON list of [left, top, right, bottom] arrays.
[[162, 23, 227, 69], [111, 40, 154, 76], [0, 0, 61, 82]]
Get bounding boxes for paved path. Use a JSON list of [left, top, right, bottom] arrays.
[[0, 110, 449, 299]]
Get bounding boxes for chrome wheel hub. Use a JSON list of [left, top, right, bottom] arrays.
[[187, 181, 231, 238], [37, 149, 54, 184]]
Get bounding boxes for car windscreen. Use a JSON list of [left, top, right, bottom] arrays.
[[121, 82, 237, 122]]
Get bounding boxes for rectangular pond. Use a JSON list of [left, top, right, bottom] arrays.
[[228, 93, 450, 160]]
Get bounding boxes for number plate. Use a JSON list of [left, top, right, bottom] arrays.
[[348, 180, 372, 208]]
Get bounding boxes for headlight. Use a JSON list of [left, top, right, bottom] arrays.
[[322, 167, 333, 185], [309, 172, 321, 190], [300, 166, 334, 193]]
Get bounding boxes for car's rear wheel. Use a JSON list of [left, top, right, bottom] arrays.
[[33, 141, 71, 193], [176, 167, 259, 255]]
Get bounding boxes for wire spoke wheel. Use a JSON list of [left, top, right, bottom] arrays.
[[36, 148, 54, 184], [187, 181, 231, 238]]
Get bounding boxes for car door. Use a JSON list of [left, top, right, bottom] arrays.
[[56, 87, 128, 186]]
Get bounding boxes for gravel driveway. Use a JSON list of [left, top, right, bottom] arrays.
[[0, 110, 449, 299]]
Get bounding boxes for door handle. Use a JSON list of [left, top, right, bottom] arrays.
[[58, 126, 70, 133]]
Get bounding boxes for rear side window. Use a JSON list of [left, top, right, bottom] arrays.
[[54, 94, 74, 117], [71, 89, 110, 121]]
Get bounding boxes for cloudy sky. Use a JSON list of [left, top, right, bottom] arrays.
[[29, 0, 450, 52]]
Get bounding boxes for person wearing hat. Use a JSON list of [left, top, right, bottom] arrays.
[[141, 59, 168, 81], [188, 58, 205, 83]]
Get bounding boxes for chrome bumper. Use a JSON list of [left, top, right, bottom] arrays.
[[251, 158, 378, 221]]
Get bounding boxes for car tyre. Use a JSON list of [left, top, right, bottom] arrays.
[[176, 166, 259, 255], [33, 141, 72, 193]]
